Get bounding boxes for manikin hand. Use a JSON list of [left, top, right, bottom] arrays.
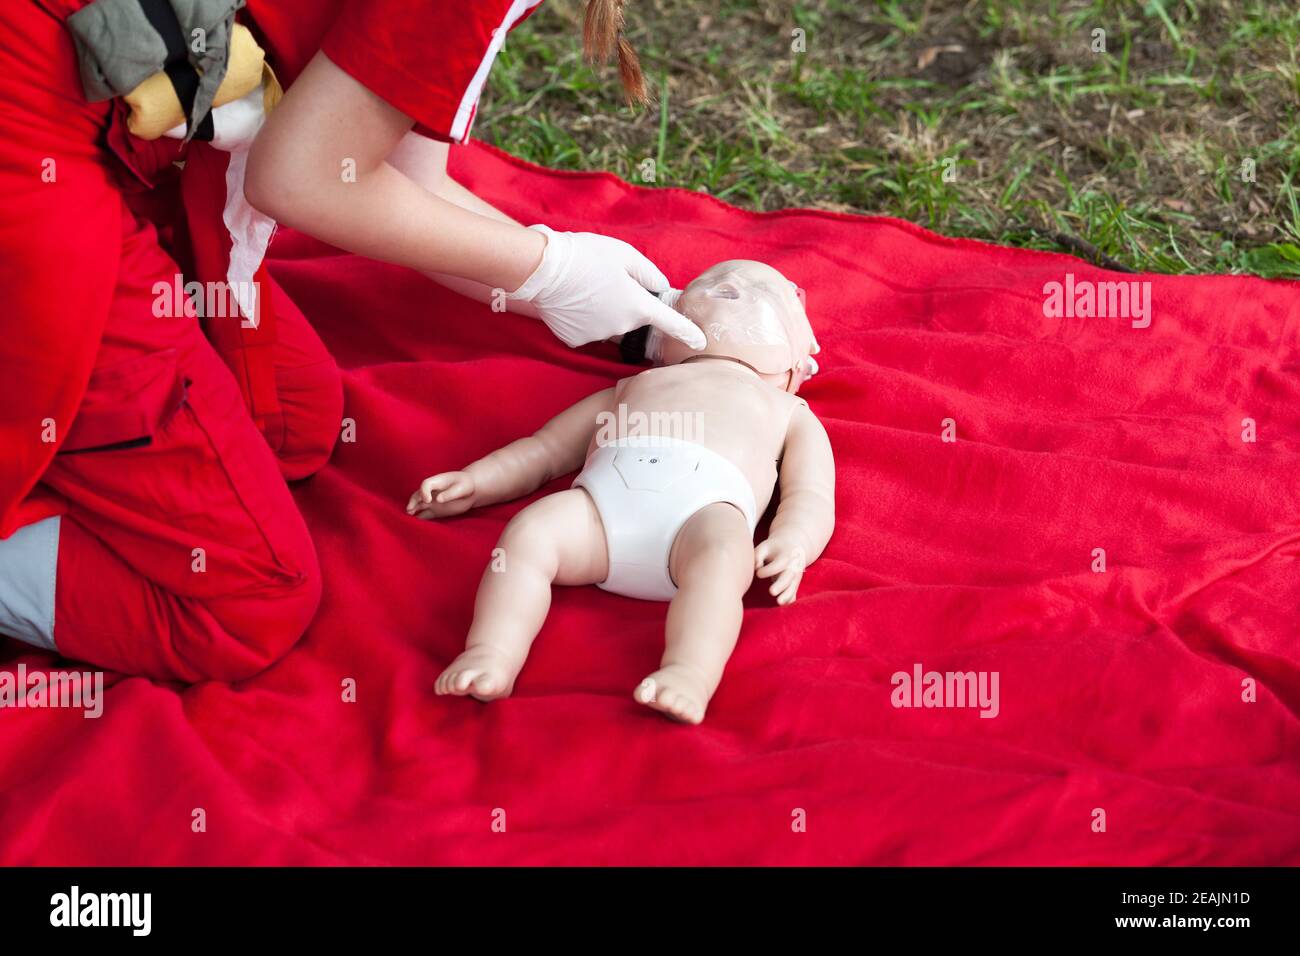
[[407, 472, 477, 519], [754, 535, 807, 605], [508, 225, 708, 350]]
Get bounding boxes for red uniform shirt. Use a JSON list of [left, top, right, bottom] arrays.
[[247, 0, 545, 143]]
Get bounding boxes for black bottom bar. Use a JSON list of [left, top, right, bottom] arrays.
[[0, 866, 1292, 941]]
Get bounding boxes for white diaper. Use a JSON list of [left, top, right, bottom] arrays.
[[573, 436, 757, 602]]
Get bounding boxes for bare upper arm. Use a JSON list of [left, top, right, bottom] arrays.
[[779, 404, 836, 498], [533, 387, 618, 478], [246, 52, 413, 216], [387, 133, 519, 226]]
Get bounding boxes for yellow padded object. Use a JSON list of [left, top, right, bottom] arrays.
[[124, 23, 265, 140]]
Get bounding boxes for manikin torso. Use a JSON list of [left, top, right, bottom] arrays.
[[584, 257, 817, 510], [591, 361, 806, 517]]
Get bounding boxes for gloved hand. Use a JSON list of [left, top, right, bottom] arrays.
[[507, 225, 707, 350]]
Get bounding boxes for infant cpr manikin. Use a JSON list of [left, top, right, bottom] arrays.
[[408, 260, 836, 724]]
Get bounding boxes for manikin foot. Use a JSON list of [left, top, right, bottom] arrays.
[[436, 646, 523, 701], [634, 664, 712, 725]]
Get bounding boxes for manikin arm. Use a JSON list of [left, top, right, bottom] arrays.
[[754, 404, 836, 604], [408, 388, 616, 518]]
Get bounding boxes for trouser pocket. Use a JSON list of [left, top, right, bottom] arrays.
[[59, 348, 185, 454]]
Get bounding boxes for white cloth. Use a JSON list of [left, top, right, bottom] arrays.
[[165, 84, 276, 325]]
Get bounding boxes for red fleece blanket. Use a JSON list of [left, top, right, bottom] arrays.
[[3, 142, 1299, 865]]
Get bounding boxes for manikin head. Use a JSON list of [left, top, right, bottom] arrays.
[[653, 260, 819, 393]]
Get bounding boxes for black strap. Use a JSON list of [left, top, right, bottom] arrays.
[[162, 61, 215, 140], [140, 0, 215, 140], [136, 0, 187, 65]]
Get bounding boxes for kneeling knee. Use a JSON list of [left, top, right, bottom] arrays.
[[206, 556, 322, 681], [275, 360, 344, 480]]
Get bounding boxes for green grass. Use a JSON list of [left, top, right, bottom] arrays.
[[476, 0, 1300, 277]]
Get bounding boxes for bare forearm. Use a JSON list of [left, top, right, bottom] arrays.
[[770, 406, 836, 563], [374, 129, 538, 312], [438, 171, 519, 225], [461, 389, 612, 505], [255, 157, 542, 289], [462, 437, 556, 506], [423, 169, 538, 315], [769, 489, 836, 563], [245, 53, 544, 291]]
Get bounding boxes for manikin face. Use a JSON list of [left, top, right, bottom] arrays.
[[657, 260, 818, 393]]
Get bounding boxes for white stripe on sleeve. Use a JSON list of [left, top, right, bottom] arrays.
[[448, 0, 545, 143]]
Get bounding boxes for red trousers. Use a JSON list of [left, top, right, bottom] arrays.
[[40, 207, 342, 682], [0, 3, 346, 682]]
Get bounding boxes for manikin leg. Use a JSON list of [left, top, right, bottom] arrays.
[[436, 489, 608, 701], [635, 503, 754, 724]]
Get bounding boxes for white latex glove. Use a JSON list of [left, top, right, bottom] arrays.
[[507, 225, 707, 350]]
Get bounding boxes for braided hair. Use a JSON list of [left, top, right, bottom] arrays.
[[583, 0, 649, 105]]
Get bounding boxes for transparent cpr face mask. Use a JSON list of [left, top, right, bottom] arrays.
[[647, 260, 819, 393]]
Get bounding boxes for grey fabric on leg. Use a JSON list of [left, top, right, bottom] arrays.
[[0, 516, 60, 651], [67, 0, 244, 139]]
